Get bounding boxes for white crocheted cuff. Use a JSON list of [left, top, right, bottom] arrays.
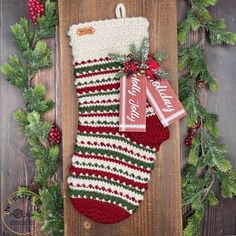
[[68, 5, 149, 62]]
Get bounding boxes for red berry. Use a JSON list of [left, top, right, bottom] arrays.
[[147, 59, 159, 70], [184, 123, 201, 146], [184, 139, 190, 146], [145, 68, 153, 78], [129, 63, 138, 72], [123, 68, 128, 73], [28, 0, 44, 24], [124, 61, 129, 67], [48, 123, 61, 145]]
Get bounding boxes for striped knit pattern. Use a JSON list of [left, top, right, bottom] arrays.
[[68, 57, 169, 224]]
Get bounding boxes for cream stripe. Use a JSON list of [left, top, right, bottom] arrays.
[[75, 141, 153, 164], [72, 156, 150, 179], [78, 80, 118, 89], [79, 100, 119, 108], [71, 162, 148, 184], [76, 134, 153, 157], [69, 185, 139, 206], [79, 93, 119, 103], [78, 88, 118, 97], [74, 59, 117, 69], [75, 73, 118, 86], [68, 176, 144, 200], [79, 116, 119, 123], [79, 110, 119, 115], [78, 123, 119, 127]]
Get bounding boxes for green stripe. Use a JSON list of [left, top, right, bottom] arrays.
[[80, 120, 119, 125], [69, 189, 138, 211], [79, 104, 119, 113], [73, 161, 148, 182], [74, 145, 154, 170], [76, 77, 120, 86], [78, 110, 119, 115], [70, 173, 144, 195], [78, 132, 155, 154], [74, 61, 121, 74], [78, 90, 119, 98]]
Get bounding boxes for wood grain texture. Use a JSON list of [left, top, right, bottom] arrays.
[[1, 0, 236, 235], [0, 1, 35, 235], [202, 1, 236, 235], [177, 0, 236, 235], [0, 1, 58, 235], [59, 1, 182, 235]]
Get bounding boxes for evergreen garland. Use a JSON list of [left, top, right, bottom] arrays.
[[178, 0, 236, 235], [2, 1, 236, 235], [1, 1, 63, 235], [109, 38, 171, 80]]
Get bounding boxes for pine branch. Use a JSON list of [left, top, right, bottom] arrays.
[[37, 0, 58, 39], [179, 1, 236, 235], [154, 50, 167, 63], [1, 1, 63, 235], [140, 38, 149, 63]]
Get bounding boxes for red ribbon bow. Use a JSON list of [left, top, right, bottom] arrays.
[[123, 54, 160, 79]]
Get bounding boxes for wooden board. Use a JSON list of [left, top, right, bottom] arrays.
[[0, 1, 58, 235], [1, 0, 236, 235], [177, 0, 236, 235], [201, 1, 236, 235], [59, 0, 182, 235]]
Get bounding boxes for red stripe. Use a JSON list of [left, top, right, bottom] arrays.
[[74, 153, 150, 173], [77, 122, 165, 153], [78, 125, 118, 134], [77, 140, 152, 161], [78, 116, 169, 151], [76, 69, 119, 78], [71, 184, 140, 203], [70, 198, 130, 224], [79, 112, 119, 117], [69, 166, 148, 190], [79, 99, 119, 105], [77, 83, 119, 94], [74, 57, 112, 66], [76, 80, 118, 90]]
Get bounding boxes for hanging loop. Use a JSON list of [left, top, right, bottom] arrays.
[[115, 3, 126, 18]]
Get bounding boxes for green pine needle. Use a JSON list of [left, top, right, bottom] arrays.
[[1, 1, 63, 235], [140, 38, 149, 63], [155, 70, 171, 80], [178, 1, 236, 235], [154, 50, 167, 63], [108, 53, 128, 63]]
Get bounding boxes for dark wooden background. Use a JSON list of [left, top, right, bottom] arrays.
[[178, 0, 236, 235], [59, 0, 182, 235], [0, 0, 236, 235]]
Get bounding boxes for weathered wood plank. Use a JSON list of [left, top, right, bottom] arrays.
[[0, 1, 58, 235], [177, 0, 236, 235], [59, 1, 182, 235], [0, 1, 35, 235], [202, 0, 236, 235]]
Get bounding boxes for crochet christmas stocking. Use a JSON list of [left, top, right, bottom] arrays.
[[67, 4, 169, 224]]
